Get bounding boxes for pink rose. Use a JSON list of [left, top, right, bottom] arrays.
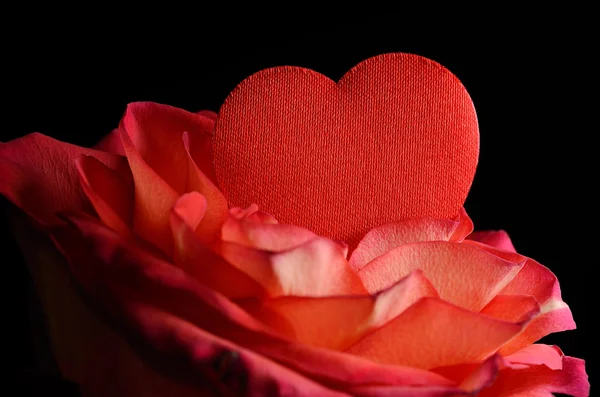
[[1, 102, 589, 396]]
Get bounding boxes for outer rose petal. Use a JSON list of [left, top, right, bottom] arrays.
[[349, 208, 474, 271], [499, 258, 575, 355], [464, 238, 560, 303], [457, 354, 504, 393], [465, 240, 576, 354], [125, 305, 349, 397], [480, 294, 540, 322], [476, 357, 589, 397], [8, 210, 215, 397], [346, 298, 533, 369], [358, 241, 524, 311], [362, 355, 503, 397], [434, 349, 588, 397], [450, 207, 475, 242], [0, 133, 127, 226], [468, 229, 516, 252], [196, 109, 218, 120], [437, 345, 565, 384], [499, 306, 576, 356], [504, 344, 563, 370], [94, 128, 125, 155], [346, 385, 472, 397], [57, 214, 453, 390], [76, 155, 133, 236]]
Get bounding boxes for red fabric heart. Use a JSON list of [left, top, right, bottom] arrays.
[[213, 53, 479, 248]]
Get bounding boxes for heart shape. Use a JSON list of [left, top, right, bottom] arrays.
[[213, 53, 479, 247]]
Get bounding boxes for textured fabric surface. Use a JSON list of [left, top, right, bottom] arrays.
[[213, 53, 479, 247]]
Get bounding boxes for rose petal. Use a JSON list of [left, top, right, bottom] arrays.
[[229, 205, 278, 224], [497, 259, 576, 355], [368, 270, 439, 328], [358, 241, 524, 311], [465, 241, 576, 354], [172, 191, 207, 231], [217, 242, 282, 294], [270, 237, 366, 296], [94, 128, 125, 155], [504, 344, 563, 370], [219, 235, 366, 297], [449, 207, 475, 242], [181, 131, 228, 242], [432, 357, 500, 388], [125, 304, 349, 397], [120, 102, 228, 243], [350, 208, 474, 272], [57, 214, 452, 390], [499, 305, 576, 356], [429, 355, 505, 397], [222, 207, 317, 252], [349, 219, 458, 272], [346, 298, 532, 369], [0, 133, 125, 226], [121, 102, 217, 191], [346, 385, 468, 397], [239, 270, 437, 350], [196, 109, 217, 120], [476, 356, 589, 397], [500, 258, 567, 309], [9, 210, 209, 397], [229, 204, 260, 220], [464, 241, 562, 307], [120, 102, 227, 242], [76, 155, 133, 236], [120, 128, 178, 255], [480, 294, 540, 322], [239, 295, 374, 350], [467, 230, 516, 252], [170, 195, 266, 299], [258, 345, 454, 390], [457, 354, 503, 393]]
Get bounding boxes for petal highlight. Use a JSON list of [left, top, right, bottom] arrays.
[[346, 298, 528, 369], [358, 241, 524, 311], [222, 207, 317, 252]]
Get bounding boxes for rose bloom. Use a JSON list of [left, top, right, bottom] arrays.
[[0, 102, 589, 397]]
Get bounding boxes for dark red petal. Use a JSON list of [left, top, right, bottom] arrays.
[[0, 133, 127, 226]]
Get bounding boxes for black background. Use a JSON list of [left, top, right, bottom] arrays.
[[2, 22, 595, 394]]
